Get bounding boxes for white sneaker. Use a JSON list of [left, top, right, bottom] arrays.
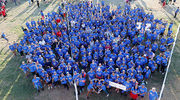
[[98, 91, 100, 94], [48, 87, 50, 90], [106, 94, 109, 97], [51, 86, 53, 89], [146, 81, 148, 84]]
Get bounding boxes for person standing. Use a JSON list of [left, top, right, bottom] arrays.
[[32, 75, 44, 92], [14, 0, 17, 5], [172, 0, 176, 5], [86, 80, 97, 99], [148, 87, 159, 100], [174, 7, 179, 18], [20, 61, 29, 77], [37, 0, 40, 8], [1, 31, 8, 42], [138, 83, 147, 100]]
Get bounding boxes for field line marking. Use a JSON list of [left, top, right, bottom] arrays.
[[3, 74, 21, 100], [74, 83, 78, 100], [159, 24, 180, 100]]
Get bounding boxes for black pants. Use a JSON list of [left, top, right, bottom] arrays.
[[78, 86, 84, 93], [161, 65, 166, 73], [19, 51, 24, 56], [63, 83, 69, 90], [174, 12, 177, 18], [54, 81, 60, 86], [157, 64, 161, 72], [37, 2, 39, 8]]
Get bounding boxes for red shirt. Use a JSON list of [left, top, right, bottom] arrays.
[[56, 31, 61, 37], [105, 45, 111, 50], [1, 9, 6, 16], [56, 18, 61, 23]]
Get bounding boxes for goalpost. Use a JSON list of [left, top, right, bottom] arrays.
[[159, 24, 180, 100]]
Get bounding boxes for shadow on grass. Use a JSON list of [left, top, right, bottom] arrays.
[[0, 51, 36, 100], [5, 0, 28, 13]]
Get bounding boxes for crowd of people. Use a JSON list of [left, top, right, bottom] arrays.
[[8, 1, 175, 100]]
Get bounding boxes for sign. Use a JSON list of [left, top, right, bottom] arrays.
[[145, 23, 151, 32], [136, 22, 142, 29], [109, 81, 126, 91]]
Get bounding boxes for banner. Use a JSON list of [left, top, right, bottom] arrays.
[[109, 81, 126, 91]]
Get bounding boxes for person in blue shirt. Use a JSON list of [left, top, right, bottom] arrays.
[[32, 75, 44, 92], [87, 53, 92, 63], [165, 50, 171, 58], [148, 87, 159, 100], [60, 73, 69, 90], [77, 74, 86, 93], [161, 56, 168, 74], [151, 42, 158, 53], [1, 31, 8, 42], [52, 72, 60, 88], [121, 78, 132, 96], [97, 83, 110, 97], [108, 58, 115, 68], [80, 59, 88, 71], [130, 84, 139, 100], [159, 44, 166, 53], [44, 74, 52, 89], [167, 36, 174, 49], [143, 66, 151, 84], [51, 58, 59, 70], [66, 72, 73, 87], [110, 72, 117, 82], [137, 35, 143, 44], [96, 67, 103, 79], [138, 83, 147, 99], [87, 69, 95, 80], [19, 61, 29, 77], [28, 60, 36, 75], [138, 44, 145, 55], [174, 7, 179, 18], [86, 80, 97, 99], [9, 42, 16, 56]]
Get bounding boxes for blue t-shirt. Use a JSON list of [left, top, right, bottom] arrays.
[[149, 90, 158, 100], [87, 71, 95, 79], [60, 76, 67, 84], [66, 74, 73, 82], [78, 78, 85, 86], [52, 74, 59, 82], [123, 81, 132, 91], [96, 70, 103, 77], [138, 86, 147, 96], [131, 87, 139, 94], [32, 77, 41, 85], [20, 64, 28, 71]]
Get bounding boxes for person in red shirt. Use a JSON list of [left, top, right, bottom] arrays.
[[56, 17, 61, 24], [56, 31, 61, 37], [162, 1, 166, 9], [1, 8, 6, 19], [105, 44, 111, 50]]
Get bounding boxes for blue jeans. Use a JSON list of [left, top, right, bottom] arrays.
[[103, 90, 109, 94], [35, 83, 42, 90]]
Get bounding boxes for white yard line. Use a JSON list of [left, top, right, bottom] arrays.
[[159, 24, 180, 100]]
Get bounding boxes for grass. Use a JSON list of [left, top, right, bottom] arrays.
[[0, 0, 180, 100]]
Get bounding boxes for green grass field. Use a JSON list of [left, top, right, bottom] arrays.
[[0, 0, 180, 100]]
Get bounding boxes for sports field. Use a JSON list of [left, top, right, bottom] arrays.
[[0, 0, 179, 100]]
